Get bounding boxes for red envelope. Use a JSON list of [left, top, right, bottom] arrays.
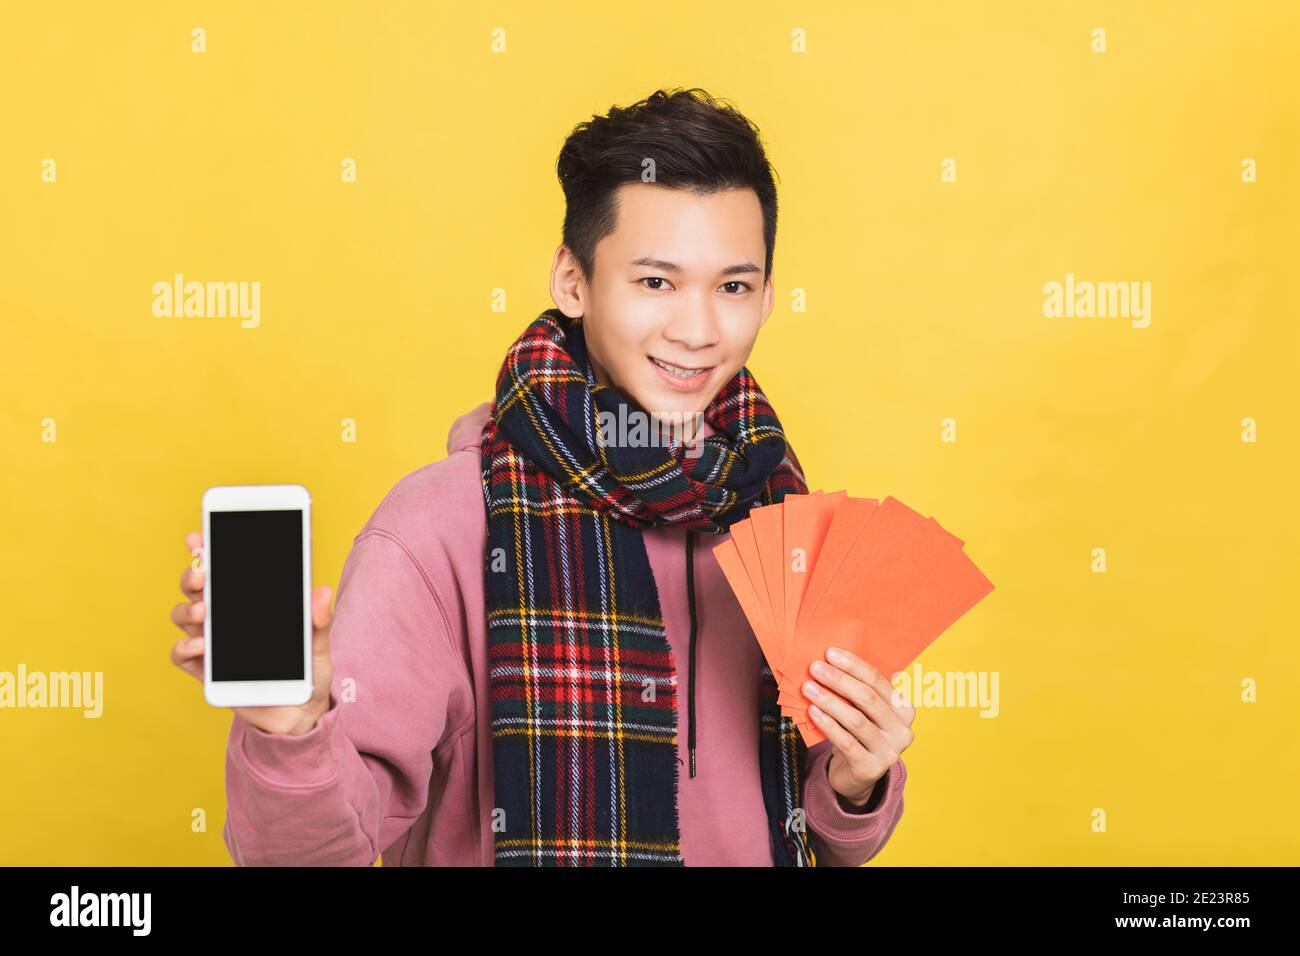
[[783, 491, 844, 638], [713, 538, 784, 682], [713, 493, 994, 749], [780, 500, 969, 709], [787, 517, 994, 696]]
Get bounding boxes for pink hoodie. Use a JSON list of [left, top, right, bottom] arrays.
[[222, 403, 907, 866]]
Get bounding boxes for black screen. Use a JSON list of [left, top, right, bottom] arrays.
[[209, 509, 305, 681]]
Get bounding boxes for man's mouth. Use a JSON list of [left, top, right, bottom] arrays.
[[649, 356, 710, 379], [648, 355, 715, 392]]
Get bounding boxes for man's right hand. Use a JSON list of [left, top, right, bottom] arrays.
[[170, 531, 335, 736]]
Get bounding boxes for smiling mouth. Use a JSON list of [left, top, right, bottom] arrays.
[[649, 356, 712, 379]]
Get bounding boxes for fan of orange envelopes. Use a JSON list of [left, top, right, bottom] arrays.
[[713, 492, 995, 748]]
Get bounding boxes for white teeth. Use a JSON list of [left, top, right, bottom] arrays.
[[652, 357, 705, 378]]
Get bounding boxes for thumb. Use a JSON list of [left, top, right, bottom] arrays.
[[311, 584, 333, 633]]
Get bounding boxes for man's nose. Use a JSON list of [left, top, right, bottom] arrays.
[[662, 303, 720, 351]]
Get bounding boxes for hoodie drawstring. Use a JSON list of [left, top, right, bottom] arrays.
[[685, 530, 699, 778]]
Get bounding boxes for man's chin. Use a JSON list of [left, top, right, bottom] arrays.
[[613, 385, 707, 434], [638, 387, 711, 422]]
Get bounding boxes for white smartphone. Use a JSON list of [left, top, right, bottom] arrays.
[[201, 484, 314, 708]]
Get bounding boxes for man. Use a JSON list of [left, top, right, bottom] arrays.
[[170, 87, 914, 866]]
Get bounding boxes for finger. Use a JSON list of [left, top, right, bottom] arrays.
[[810, 661, 909, 735], [806, 702, 866, 763], [311, 585, 333, 632], [180, 566, 205, 597], [185, 532, 206, 571], [170, 634, 204, 667], [891, 690, 917, 727], [170, 600, 205, 635], [825, 647, 897, 704], [808, 701, 894, 785], [804, 678, 889, 754], [825, 647, 916, 725], [178, 659, 203, 681]]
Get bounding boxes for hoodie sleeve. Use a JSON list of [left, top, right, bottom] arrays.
[[221, 529, 470, 866], [801, 742, 907, 866]]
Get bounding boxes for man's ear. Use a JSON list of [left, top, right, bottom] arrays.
[[758, 270, 775, 327], [549, 245, 586, 319]]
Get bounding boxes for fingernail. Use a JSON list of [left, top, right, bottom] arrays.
[[803, 680, 821, 698], [810, 660, 831, 678], [826, 647, 847, 663]]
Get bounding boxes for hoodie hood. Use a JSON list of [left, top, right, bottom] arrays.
[[446, 401, 493, 455]]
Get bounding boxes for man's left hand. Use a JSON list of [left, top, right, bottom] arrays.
[[803, 646, 916, 808]]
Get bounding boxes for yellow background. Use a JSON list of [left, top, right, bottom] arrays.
[[1, 0, 1296, 865]]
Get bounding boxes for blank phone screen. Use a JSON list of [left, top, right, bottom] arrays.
[[209, 509, 305, 682]]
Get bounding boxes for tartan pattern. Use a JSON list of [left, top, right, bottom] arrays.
[[480, 307, 817, 866]]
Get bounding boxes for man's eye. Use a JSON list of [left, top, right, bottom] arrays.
[[721, 281, 752, 294], [641, 277, 670, 290]]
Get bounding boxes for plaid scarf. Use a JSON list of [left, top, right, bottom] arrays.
[[479, 307, 817, 866]]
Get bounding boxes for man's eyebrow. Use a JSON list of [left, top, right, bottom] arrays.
[[629, 256, 762, 276]]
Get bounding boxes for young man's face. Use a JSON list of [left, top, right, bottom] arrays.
[[551, 182, 775, 426]]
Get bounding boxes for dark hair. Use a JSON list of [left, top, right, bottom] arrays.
[[556, 87, 779, 283]]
